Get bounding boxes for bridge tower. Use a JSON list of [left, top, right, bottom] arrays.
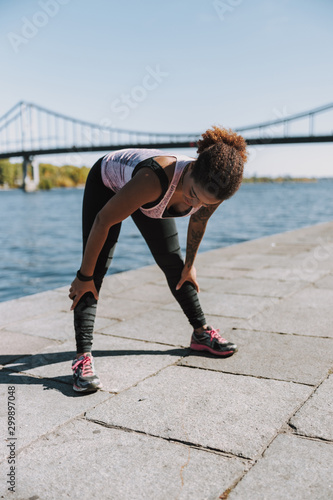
[[22, 155, 39, 192]]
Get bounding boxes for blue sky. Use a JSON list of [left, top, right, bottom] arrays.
[[1, 0, 333, 177]]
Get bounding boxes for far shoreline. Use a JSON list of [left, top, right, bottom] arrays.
[[242, 176, 319, 183], [1, 159, 333, 190], [2, 177, 333, 191]]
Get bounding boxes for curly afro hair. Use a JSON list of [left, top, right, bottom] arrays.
[[191, 126, 248, 200]]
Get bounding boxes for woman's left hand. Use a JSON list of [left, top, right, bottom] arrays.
[[176, 264, 200, 293], [69, 276, 99, 311]]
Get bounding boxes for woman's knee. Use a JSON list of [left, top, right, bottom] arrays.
[[74, 291, 98, 314], [155, 251, 184, 274]]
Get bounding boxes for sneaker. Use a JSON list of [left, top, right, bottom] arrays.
[[190, 326, 238, 357], [72, 354, 102, 392]]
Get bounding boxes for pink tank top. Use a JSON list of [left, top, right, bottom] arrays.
[[101, 148, 201, 219]]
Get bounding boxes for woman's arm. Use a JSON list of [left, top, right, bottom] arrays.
[[176, 203, 221, 292], [69, 168, 162, 309]]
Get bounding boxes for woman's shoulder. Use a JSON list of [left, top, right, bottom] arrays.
[[153, 154, 195, 183], [152, 156, 179, 184], [130, 164, 164, 201], [152, 155, 176, 168]]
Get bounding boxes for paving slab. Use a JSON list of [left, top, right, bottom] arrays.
[[290, 375, 333, 441], [269, 247, 333, 271], [96, 295, 157, 320], [0, 371, 110, 460], [95, 265, 164, 302], [194, 240, 315, 262], [228, 239, 317, 255], [86, 365, 311, 459], [180, 330, 333, 385], [315, 273, 333, 289], [99, 308, 193, 346], [247, 286, 333, 337], [101, 264, 163, 294], [195, 276, 242, 291], [195, 247, 248, 262], [153, 275, 234, 291], [198, 223, 332, 258], [0, 418, 246, 500], [115, 283, 174, 304], [199, 292, 280, 320], [253, 243, 318, 256], [4, 311, 116, 342], [208, 277, 305, 298], [197, 265, 250, 280], [21, 288, 71, 310], [0, 290, 70, 328], [287, 227, 333, 245], [0, 296, 51, 328], [245, 265, 328, 283], [163, 291, 279, 320], [211, 252, 290, 270], [228, 434, 333, 500], [6, 334, 185, 393], [0, 329, 60, 366], [249, 221, 333, 245]]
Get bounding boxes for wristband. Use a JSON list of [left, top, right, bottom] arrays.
[[76, 269, 94, 282]]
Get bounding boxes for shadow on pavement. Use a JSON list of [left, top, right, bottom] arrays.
[[0, 347, 190, 397]]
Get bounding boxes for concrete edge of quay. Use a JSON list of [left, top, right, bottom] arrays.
[[1, 220, 332, 500]]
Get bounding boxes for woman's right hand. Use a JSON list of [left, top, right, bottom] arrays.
[[69, 277, 99, 311]]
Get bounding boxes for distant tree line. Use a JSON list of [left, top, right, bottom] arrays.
[[0, 159, 23, 188], [0, 159, 90, 190], [38, 163, 90, 189], [242, 175, 316, 183], [0, 159, 316, 190]]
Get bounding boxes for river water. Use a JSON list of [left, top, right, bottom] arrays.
[[1, 180, 332, 303]]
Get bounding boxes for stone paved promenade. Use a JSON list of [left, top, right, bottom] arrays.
[[1, 221, 333, 500]]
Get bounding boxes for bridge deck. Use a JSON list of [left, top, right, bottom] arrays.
[[1, 100, 333, 159], [1, 135, 333, 159]]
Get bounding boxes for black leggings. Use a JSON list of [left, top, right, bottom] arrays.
[[74, 158, 206, 353]]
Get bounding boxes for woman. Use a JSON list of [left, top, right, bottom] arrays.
[[69, 126, 248, 392]]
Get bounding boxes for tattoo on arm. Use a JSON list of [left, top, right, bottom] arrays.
[[186, 228, 204, 267], [190, 203, 221, 224], [185, 203, 221, 266]]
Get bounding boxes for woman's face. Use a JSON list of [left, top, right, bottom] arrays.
[[181, 164, 220, 208]]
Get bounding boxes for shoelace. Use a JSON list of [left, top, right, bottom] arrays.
[[72, 355, 94, 376], [207, 328, 227, 344]]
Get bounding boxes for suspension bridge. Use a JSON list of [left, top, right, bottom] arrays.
[[0, 101, 332, 190]]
